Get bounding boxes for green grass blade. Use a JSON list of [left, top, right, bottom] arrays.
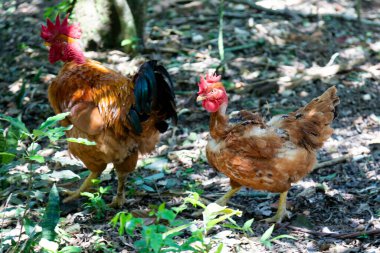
[[260, 224, 275, 242], [40, 184, 60, 241]]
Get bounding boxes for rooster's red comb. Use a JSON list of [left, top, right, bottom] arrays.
[[41, 15, 82, 42]]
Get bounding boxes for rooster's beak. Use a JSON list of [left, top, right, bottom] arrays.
[[44, 42, 51, 47], [196, 95, 206, 102]]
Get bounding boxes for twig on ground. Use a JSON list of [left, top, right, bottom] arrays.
[[245, 53, 367, 92], [212, 42, 259, 55], [153, 182, 164, 203], [144, 46, 191, 54], [287, 225, 380, 239], [313, 154, 352, 170], [313, 154, 369, 170], [232, 0, 380, 27]]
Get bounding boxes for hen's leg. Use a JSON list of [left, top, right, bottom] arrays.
[[63, 171, 102, 203], [263, 191, 290, 223], [214, 186, 242, 206], [193, 181, 241, 217], [109, 152, 138, 208]]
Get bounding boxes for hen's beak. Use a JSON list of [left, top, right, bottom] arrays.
[[196, 95, 206, 102], [44, 42, 51, 47]]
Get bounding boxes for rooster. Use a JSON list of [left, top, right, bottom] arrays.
[[196, 73, 339, 223], [40, 15, 177, 207]]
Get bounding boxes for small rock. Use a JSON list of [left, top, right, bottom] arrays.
[[230, 94, 241, 102], [322, 226, 333, 233], [329, 245, 352, 253], [369, 114, 380, 124], [280, 98, 288, 104], [157, 145, 169, 155], [233, 4, 246, 11], [234, 27, 250, 37], [281, 90, 294, 97], [248, 17, 255, 27], [356, 224, 365, 231], [192, 34, 204, 43], [369, 41, 380, 52], [362, 94, 371, 101]]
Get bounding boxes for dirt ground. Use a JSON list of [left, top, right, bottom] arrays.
[[0, 0, 379, 252]]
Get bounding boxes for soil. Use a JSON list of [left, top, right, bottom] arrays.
[[0, 0, 379, 252]]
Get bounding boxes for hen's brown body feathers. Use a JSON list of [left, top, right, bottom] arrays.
[[206, 87, 339, 193]]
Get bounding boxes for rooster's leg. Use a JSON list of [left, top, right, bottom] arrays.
[[109, 171, 128, 208], [109, 152, 138, 208], [263, 191, 290, 223], [63, 171, 101, 203]]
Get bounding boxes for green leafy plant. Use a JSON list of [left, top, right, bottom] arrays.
[[121, 36, 140, 51], [111, 202, 199, 253], [81, 179, 111, 220], [44, 0, 75, 20], [223, 218, 254, 236], [0, 112, 94, 166], [5, 184, 62, 252], [111, 192, 242, 252], [90, 230, 116, 253], [0, 112, 94, 252], [260, 224, 297, 249]]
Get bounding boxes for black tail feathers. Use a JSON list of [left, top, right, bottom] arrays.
[[127, 60, 177, 134]]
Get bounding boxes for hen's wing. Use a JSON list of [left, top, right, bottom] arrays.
[[270, 86, 339, 150], [207, 116, 289, 192]]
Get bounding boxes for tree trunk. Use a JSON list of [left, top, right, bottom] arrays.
[[71, 0, 146, 53], [127, 0, 147, 50]]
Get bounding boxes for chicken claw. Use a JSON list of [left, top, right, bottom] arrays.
[[62, 190, 82, 203], [61, 171, 101, 203], [109, 195, 126, 208], [191, 187, 242, 217], [262, 191, 290, 224]]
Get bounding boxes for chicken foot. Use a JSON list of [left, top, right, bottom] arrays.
[[262, 191, 291, 224], [109, 171, 128, 208], [109, 152, 138, 208], [63, 171, 101, 203], [213, 186, 242, 206], [192, 186, 242, 217]]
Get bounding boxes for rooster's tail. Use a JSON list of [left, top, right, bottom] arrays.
[[127, 60, 177, 134]]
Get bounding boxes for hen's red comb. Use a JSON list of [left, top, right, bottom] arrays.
[[206, 73, 221, 83], [197, 73, 221, 94], [40, 15, 82, 42]]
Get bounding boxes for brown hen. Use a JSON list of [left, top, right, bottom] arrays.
[[196, 73, 339, 223]]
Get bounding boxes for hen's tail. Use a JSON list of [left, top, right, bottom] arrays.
[[127, 60, 177, 134], [281, 86, 340, 150]]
